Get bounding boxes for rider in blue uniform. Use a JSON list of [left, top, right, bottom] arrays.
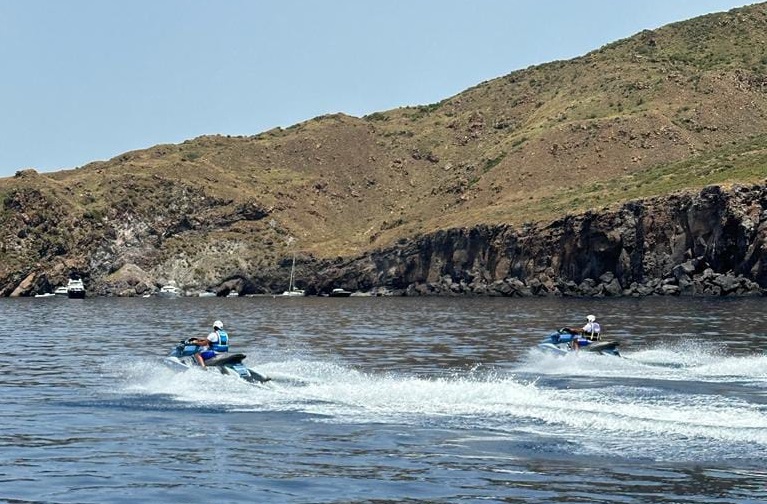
[[190, 319, 230, 367]]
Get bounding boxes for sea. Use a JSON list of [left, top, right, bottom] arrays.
[[2, 295, 766, 503]]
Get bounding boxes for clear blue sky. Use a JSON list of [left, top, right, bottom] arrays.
[[0, 0, 754, 178]]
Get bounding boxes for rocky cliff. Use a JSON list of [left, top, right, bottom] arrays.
[[2, 171, 766, 297], [317, 183, 765, 297]]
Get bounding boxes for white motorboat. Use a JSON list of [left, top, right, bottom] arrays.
[[67, 278, 86, 299], [157, 284, 181, 298], [54, 286, 69, 296]]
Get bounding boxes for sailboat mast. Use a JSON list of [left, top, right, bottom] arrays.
[[289, 252, 296, 292]]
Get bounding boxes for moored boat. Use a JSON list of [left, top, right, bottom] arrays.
[[67, 278, 86, 299], [157, 284, 181, 298], [281, 251, 304, 296]]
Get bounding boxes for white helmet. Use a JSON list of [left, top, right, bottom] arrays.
[[213, 320, 224, 329], [586, 314, 596, 322]]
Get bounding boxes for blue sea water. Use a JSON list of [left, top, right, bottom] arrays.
[[2, 295, 766, 503]]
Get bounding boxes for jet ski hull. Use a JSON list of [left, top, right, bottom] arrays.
[[538, 331, 621, 357], [537, 342, 570, 356], [164, 341, 271, 383]]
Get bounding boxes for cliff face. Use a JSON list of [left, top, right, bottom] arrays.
[[310, 184, 766, 297]]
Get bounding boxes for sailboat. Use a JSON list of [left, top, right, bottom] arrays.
[[282, 252, 305, 297]]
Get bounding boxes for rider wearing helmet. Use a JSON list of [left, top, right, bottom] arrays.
[[191, 319, 230, 367], [560, 314, 602, 349], [581, 314, 601, 340]]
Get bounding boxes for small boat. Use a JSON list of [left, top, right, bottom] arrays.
[[54, 286, 69, 296], [157, 284, 181, 298], [67, 278, 86, 299], [34, 292, 56, 298], [281, 252, 305, 297], [226, 290, 239, 298], [329, 288, 352, 297]]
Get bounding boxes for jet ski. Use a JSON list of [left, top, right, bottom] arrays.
[[163, 338, 271, 383], [537, 329, 621, 357]]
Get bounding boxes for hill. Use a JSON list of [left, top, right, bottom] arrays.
[[2, 2, 767, 296]]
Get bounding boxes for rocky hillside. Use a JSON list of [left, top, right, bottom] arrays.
[[2, 3, 767, 297]]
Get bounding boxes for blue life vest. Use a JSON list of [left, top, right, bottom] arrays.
[[211, 329, 229, 353]]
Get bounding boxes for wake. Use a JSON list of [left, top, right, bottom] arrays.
[[111, 345, 767, 462], [517, 339, 767, 384]]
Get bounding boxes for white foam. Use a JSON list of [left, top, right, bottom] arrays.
[[520, 341, 767, 383], [115, 353, 767, 452]]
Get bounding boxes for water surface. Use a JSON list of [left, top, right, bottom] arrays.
[[2, 296, 766, 503]]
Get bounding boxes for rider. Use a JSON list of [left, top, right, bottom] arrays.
[[561, 314, 602, 349], [579, 314, 601, 340], [190, 319, 230, 367]]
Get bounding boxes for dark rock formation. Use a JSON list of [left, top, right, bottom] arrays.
[[310, 183, 767, 297]]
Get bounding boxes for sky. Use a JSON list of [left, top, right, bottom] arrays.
[[0, 0, 756, 178]]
